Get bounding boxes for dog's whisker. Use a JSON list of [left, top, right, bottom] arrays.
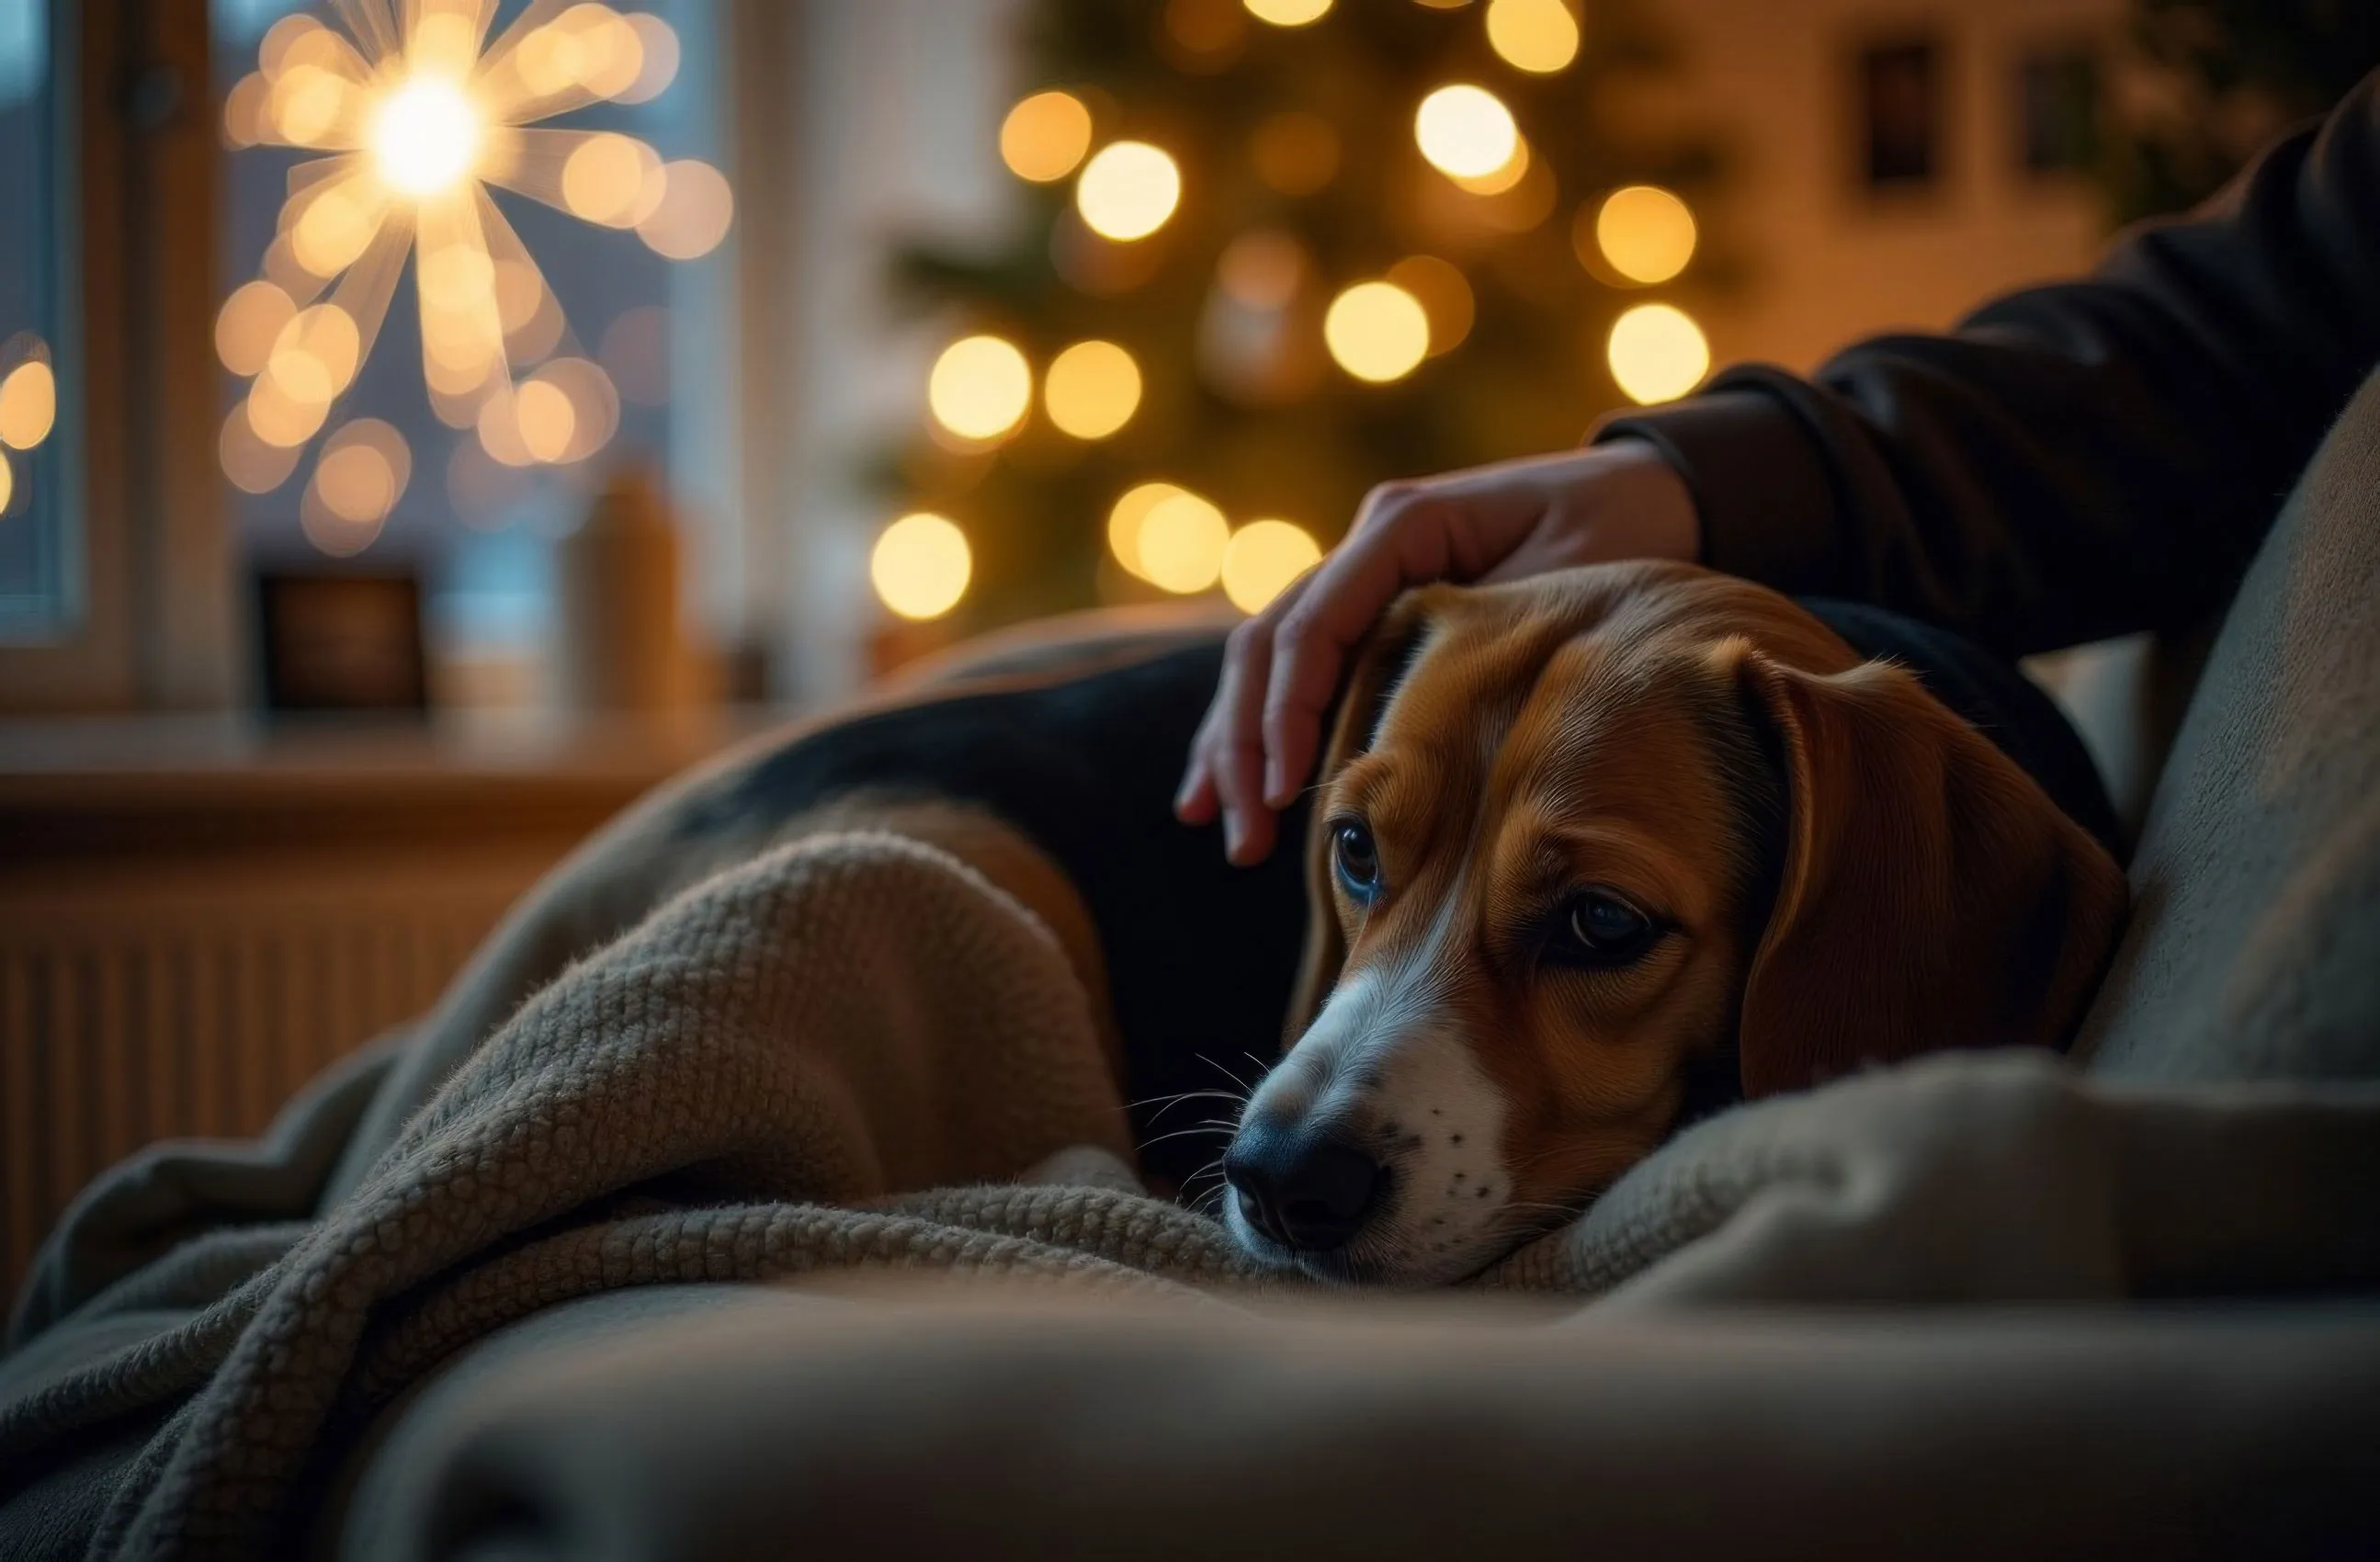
[[1136, 1123, 1239, 1152], [1196, 1054, 1259, 1094], [1128, 1087, 1249, 1126]]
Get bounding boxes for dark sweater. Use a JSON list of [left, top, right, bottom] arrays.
[[1601, 71, 2380, 660]]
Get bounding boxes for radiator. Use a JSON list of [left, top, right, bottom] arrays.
[[0, 863, 533, 1303]]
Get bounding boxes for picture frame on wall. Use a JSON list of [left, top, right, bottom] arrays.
[[1859, 39, 1944, 190]]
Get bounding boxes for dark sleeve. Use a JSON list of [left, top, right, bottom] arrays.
[[1594, 71, 2380, 657]]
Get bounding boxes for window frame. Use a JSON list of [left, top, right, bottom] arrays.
[[0, 0, 235, 712]]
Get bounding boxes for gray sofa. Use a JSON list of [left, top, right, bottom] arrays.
[[9, 368, 2380, 1560]]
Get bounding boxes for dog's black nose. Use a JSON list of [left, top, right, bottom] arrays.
[[1225, 1127, 1384, 1252]]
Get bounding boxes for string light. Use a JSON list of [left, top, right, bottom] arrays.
[[638, 160, 736, 259], [1002, 90, 1094, 182], [1108, 481, 1186, 580], [872, 512, 972, 619], [1244, 0, 1333, 24], [0, 358, 57, 451], [1220, 519, 1321, 611], [1415, 85, 1517, 179], [368, 75, 483, 198], [1075, 141, 1182, 241], [1137, 490, 1230, 593], [1324, 281, 1430, 383], [1594, 185, 1696, 284], [1385, 255, 1474, 355], [1043, 340, 1142, 439], [928, 334, 1033, 441], [1606, 303, 1709, 403], [1446, 134, 1529, 196], [220, 403, 302, 493], [0, 454, 12, 514], [1484, 0, 1580, 74]]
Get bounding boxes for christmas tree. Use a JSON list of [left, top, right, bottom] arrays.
[[875, 0, 1717, 639]]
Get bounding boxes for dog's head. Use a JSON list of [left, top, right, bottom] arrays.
[[1222, 561, 2125, 1286]]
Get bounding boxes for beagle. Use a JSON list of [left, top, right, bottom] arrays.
[[1221, 561, 2128, 1287]]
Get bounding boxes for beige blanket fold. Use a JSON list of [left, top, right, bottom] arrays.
[[0, 832, 1271, 1562]]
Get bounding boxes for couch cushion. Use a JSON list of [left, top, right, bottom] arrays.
[[2078, 369, 2380, 1080]]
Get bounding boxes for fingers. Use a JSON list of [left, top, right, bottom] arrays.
[[1259, 486, 1459, 807], [1175, 613, 1281, 864]]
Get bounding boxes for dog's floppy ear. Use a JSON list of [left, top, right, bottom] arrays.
[[1720, 642, 2126, 1097], [1284, 598, 1434, 1043]]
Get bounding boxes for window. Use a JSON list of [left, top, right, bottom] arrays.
[[0, 0, 73, 642], [1859, 40, 1943, 190], [2018, 47, 2100, 177], [209, 1, 739, 707]]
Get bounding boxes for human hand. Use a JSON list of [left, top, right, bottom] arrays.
[[1173, 439, 1700, 864]]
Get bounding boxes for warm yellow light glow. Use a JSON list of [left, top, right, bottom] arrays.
[[1075, 141, 1182, 242], [1385, 255, 1475, 356], [0, 453, 13, 513], [1484, 0, 1580, 74], [369, 74, 482, 198], [1607, 302, 1710, 403], [1107, 481, 1183, 581], [291, 186, 377, 276], [246, 376, 331, 448], [928, 334, 1033, 441], [266, 305, 362, 406], [618, 14, 682, 104], [1415, 85, 1517, 179], [314, 419, 412, 524], [637, 159, 735, 259], [1244, 0, 1332, 24], [0, 359, 58, 451], [269, 65, 348, 147], [1044, 340, 1141, 439], [527, 357, 621, 464], [220, 403, 302, 494], [216, 281, 297, 376], [1220, 519, 1321, 612], [872, 512, 972, 620], [1324, 280, 1431, 383], [1001, 90, 1094, 184], [1138, 491, 1230, 594], [418, 245, 496, 312], [563, 133, 663, 228], [1446, 134, 1528, 196], [1595, 185, 1697, 284], [516, 379, 578, 462]]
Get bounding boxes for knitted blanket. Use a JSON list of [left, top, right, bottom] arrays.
[[10, 827, 2380, 1561]]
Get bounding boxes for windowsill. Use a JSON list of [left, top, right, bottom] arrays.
[[0, 705, 795, 864]]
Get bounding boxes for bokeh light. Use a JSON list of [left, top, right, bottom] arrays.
[[265, 304, 361, 406], [872, 512, 972, 620], [1385, 255, 1475, 356], [929, 334, 1033, 441], [1446, 134, 1528, 197], [220, 403, 303, 494], [312, 418, 413, 524], [1001, 90, 1094, 183], [516, 379, 577, 463], [636, 159, 735, 259], [618, 14, 682, 104], [0, 358, 58, 451], [289, 184, 377, 276], [0, 454, 12, 514], [1220, 519, 1321, 612], [368, 76, 483, 198], [1075, 141, 1182, 242], [246, 375, 330, 448], [562, 132, 664, 228], [1137, 490, 1230, 594], [1484, 0, 1580, 74], [1107, 481, 1184, 581], [1244, 0, 1332, 24], [216, 280, 297, 376], [1606, 302, 1710, 403], [1594, 185, 1697, 284], [1324, 280, 1430, 383], [1415, 85, 1518, 180], [1043, 340, 1142, 439]]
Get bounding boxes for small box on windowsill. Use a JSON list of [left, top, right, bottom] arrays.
[[254, 571, 430, 717]]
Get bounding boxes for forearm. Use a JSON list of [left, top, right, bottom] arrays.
[[1602, 73, 2380, 656]]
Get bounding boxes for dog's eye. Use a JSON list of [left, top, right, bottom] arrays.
[[1564, 890, 1655, 961], [1333, 820, 1381, 898]]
